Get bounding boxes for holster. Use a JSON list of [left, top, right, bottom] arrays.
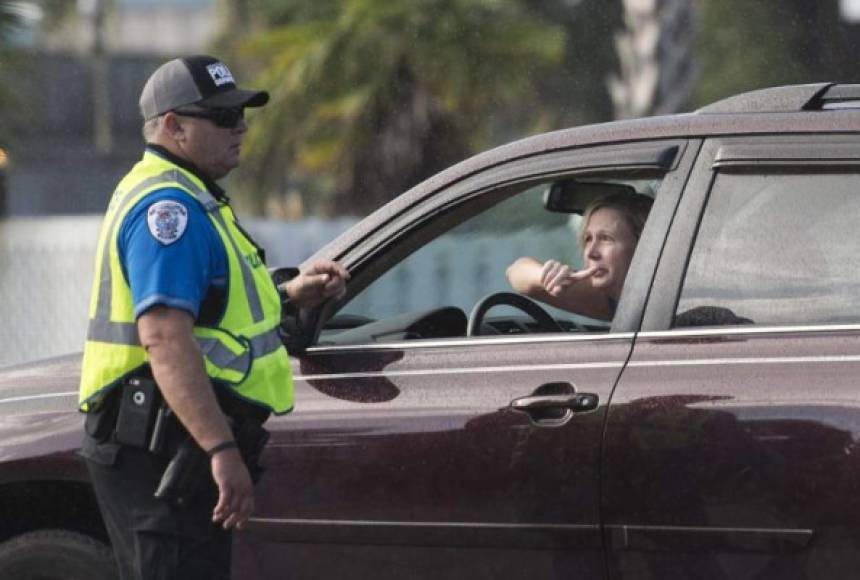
[[87, 375, 272, 505], [153, 432, 208, 505], [152, 409, 270, 506]]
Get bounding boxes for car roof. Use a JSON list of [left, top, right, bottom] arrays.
[[309, 82, 860, 265]]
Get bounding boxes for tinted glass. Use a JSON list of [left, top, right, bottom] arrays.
[[676, 172, 860, 328]]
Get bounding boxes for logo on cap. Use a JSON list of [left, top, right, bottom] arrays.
[[207, 62, 235, 87]]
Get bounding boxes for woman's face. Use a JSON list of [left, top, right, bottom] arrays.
[[582, 207, 639, 301]]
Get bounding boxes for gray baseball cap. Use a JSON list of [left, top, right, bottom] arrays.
[[139, 55, 269, 120]]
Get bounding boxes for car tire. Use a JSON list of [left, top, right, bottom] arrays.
[[0, 529, 116, 580]]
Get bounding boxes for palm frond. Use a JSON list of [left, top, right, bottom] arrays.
[[234, 0, 569, 216]]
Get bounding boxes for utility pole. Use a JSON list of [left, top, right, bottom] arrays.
[[79, 0, 113, 155], [609, 0, 697, 119], [0, 148, 7, 216]]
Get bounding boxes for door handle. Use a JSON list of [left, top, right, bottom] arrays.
[[511, 392, 599, 413], [510, 382, 599, 426]]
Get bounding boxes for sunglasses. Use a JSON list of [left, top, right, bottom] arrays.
[[173, 107, 245, 128]]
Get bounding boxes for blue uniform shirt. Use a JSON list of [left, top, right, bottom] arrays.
[[118, 187, 228, 320]]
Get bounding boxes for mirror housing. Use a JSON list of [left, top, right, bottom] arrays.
[[543, 180, 637, 214]]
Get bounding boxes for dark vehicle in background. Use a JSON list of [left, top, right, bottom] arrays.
[[4, 83, 860, 579]]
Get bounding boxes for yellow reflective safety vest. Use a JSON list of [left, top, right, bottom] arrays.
[[79, 150, 294, 414]]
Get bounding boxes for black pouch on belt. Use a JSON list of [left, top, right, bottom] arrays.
[[114, 376, 161, 448], [84, 388, 120, 442]]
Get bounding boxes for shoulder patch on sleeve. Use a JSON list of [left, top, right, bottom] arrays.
[[146, 200, 189, 245]]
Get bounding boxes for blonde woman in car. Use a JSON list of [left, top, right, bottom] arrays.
[[506, 193, 653, 321]]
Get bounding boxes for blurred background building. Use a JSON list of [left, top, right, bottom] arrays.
[[0, 0, 229, 366], [4, 0, 219, 215]]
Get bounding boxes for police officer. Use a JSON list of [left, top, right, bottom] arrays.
[[78, 55, 348, 579]]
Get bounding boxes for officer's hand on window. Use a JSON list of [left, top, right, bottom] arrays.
[[281, 260, 349, 309]]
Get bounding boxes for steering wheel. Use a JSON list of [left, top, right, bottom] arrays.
[[467, 292, 563, 336]]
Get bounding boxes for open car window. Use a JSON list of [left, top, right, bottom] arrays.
[[318, 174, 662, 346]]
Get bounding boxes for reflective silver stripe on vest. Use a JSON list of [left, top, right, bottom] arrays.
[[209, 210, 265, 323], [197, 336, 250, 374], [86, 318, 140, 345], [171, 172, 265, 324], [250, 327, 285, 358], [86, 318, 282, 374], [197, 327, 283, 374]]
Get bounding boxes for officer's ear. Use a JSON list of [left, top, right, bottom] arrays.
[[161, 112, 187, 141]]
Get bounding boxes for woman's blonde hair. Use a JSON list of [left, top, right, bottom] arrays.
[[578, 192, 654, 249]]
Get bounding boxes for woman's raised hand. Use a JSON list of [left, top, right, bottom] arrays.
[[540, 261, 597, 296]]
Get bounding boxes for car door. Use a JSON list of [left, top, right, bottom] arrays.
[[234, 139, 697, 580], [603, 134, 860, 579]]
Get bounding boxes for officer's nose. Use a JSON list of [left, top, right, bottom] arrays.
[[234, 116, 249, 134]]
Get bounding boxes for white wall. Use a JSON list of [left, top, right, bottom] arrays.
[[0, 215, 354, 368]]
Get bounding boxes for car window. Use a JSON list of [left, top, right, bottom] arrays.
[[320, 175, 662, 345], [675, 171, 860, 328]]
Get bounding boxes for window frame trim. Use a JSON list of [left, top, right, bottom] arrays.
[[308, 139, 692, 346]]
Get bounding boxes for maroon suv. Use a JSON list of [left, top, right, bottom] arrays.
[[3, 83, 860, 579]]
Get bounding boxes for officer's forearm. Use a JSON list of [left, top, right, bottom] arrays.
[[138, 306, 233, 452]]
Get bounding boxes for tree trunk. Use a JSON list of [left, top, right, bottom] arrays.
[[90, 0, 113, 156], [216, 0, 253, 35], [609, 0, 698, 119]]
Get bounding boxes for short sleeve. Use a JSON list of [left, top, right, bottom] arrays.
[[118, 188, 225, 319]]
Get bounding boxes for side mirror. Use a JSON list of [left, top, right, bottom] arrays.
[[543, 180, 638, 214]]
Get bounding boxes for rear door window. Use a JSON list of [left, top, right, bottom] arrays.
[[675, 171, 860, 327]]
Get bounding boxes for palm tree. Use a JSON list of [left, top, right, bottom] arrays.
[[228, 0, 565, 216]]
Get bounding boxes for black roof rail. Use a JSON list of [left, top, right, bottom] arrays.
[[811, 84, 860, 110], [696, 83, 834, 114]]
